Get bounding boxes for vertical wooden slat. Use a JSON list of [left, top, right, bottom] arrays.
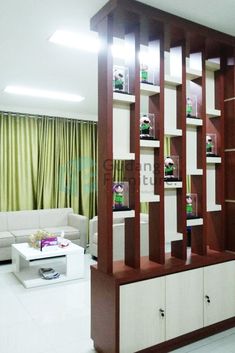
[[207, 48, 225, 251], [149, 28, 165, 264], [124, 25, 141, 269], [97, 16, 114, 274], [171, 39, 187, 260]]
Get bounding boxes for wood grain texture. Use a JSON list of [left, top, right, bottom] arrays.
[[91, 251, 235, 285], [91, 0, 235, 47], [97, 16, 114, 274], [225, 202, 235, 251], [91, 268, 118, 353], [225, 151, 235, 200], [148, 30, 165, 264]]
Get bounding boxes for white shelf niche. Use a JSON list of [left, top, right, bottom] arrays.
[[164, 85, 182, 136], [206, 59, 221, 117], [164, 181, 182, 189], [113, 92, 135, 104], [206, 108, 221, 118], [206, 59, 220, 72], [187, 218, 203, 227], [186, 118, 203, 126], [140, 193, 160, 203], [165, 189, 183, 242], [140, 83, 160, 96], [140, 147, 159, 203], [113, 103, 133, 160], [164, 49, 182, 86], [186, 126, 202, 175], [186, 55, 202, 80], [206, 164, 221, 212], [113, 210, 135, 218], [206, 157, 221, 164], [140, 140, 160, 148]]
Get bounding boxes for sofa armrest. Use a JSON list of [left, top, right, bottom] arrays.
[[89, 217, 98, 246], [68, 214, 88, 250]]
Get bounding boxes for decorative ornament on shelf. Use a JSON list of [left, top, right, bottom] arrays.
[[113, 65, 129, 93], [112, 181, 130, 211], [29, 230, 55, 249], [164, 155, 180, 181], [186, 193, 198, 219], [206, 133, 217, 156], [139, 113, 156, 140]]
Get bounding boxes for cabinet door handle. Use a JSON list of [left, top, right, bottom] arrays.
[[159, 308, 165, 318], [205, 295, 211, 303]]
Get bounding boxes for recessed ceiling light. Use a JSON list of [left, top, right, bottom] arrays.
[[4, 85, 84, 103], [49, 30, 100, 53]]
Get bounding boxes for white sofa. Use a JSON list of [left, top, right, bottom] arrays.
[[0, 208, 88, 261], [89, 213, 149, 261]]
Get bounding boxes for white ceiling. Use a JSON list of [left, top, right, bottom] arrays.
[[0, 0, 234, 121]]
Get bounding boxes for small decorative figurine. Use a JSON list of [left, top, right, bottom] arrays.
[[113, 68, 124, 91], [112, 182, 130, 211], [113, 65, 129, 93], [186, 193, 198, 219], [140, 63, 148, 83], [113, 183, 124, 209], [164, 157, 175, 178], [140, 115, 152, 138], [206, 135, 213, 155], [164, 155, 180, 181], [139, 113, 156, 140], [186, 194, 193, 215], [186, 97, 193, 117]]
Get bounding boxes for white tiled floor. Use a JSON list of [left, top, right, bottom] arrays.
[[1, 255, 235, 353]]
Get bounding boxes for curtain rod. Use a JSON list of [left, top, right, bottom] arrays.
[[0, 110, 97, 124]]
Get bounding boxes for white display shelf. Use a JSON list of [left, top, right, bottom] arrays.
[[187, 218, 203, 227], [187, 169, 203, 175], [140, 83, 160, 96], [165, 128, 182, 136], [207, 204, 222, 212], [186, 118, 203, 126], [206, 108, 221, 118], [164, 181, 182, 189], [113, 153, 135, 160], [166, 232, 183, 242], [164, 75, 182, 86], [140, 140, 160, 148], [140, 193, 160, 202], [206, 157, 221, 164], [113, 210, 135, 218], [113, 92, 135, 104], [206, 60, 220, 71], [186, 68, 202, 80]]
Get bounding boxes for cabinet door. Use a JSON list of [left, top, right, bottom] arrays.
[[120, 277, 165, 353], [204, 261, 235, 326], [166, 268, 204, 340]]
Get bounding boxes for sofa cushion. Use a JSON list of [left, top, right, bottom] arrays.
[[11, 229, 39, 244], [43, 226, 80, 241], [0, 213, 8, 232], [93, 232, 98, 245], [7, 211, 40, 231], [0, 231, 14, 247], [39, 208, 73, 228]]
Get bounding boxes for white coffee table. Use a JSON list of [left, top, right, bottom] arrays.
[[12, 242, 84, 288]]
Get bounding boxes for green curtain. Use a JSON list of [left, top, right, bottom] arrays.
[[0, 113, 97, 219]]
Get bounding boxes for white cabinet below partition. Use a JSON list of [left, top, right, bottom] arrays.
[[166, 269, 204, 340], [120, 277, 165, 353], [204, 261, 235, 326], [119, 261, 235, 353]]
